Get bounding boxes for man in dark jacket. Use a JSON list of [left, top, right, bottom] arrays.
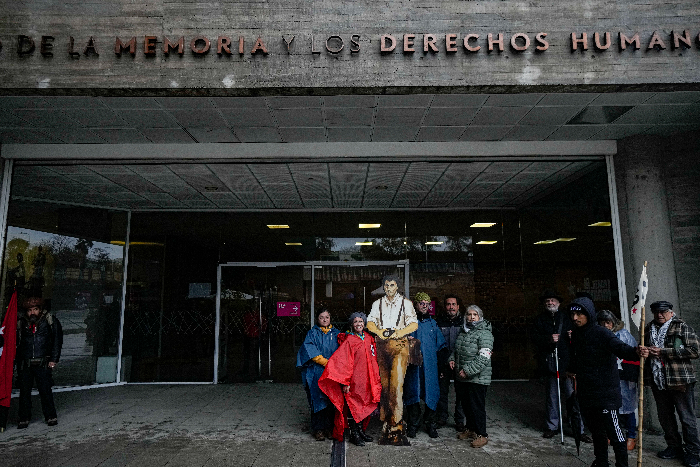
[[16, 296, 63, 429], [436, 294, 466, 431], [531, 289, 585, 439], [568, 296, 641, 467], [643, 300, 700, 467]]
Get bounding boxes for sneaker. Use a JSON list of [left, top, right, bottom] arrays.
[[542, 429, 559, 439], [658, 446, 683, 459], [46, 418, 58, 427], [314, 430, 325, 441], [457, 429, 477, 440], [580, 433, 593, 443], [17, 421, 29, 429], [471, 435, 488, 448], [684, 451, 700, 467]]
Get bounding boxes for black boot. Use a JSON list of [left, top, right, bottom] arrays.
[[348, 419, 366, 446], [427, 423, 439, 438]]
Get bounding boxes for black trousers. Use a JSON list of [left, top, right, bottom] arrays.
[[18, 365, 57, 422], [437, 375, 465, 426], [455, 381, 488, 437], [405, 402, 436, 430], [581, 406, 627, 467]]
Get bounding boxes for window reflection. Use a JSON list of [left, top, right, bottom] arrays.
[[1, 203, 126, 387]]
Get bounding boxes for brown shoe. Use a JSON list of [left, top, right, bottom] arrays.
[[314, 430, 325, 441], [627, 438, 636, 451], [457, 429, 477, 440], [471, 435, 488, 448]]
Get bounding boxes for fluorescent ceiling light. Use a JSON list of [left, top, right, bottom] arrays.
[[425, 241, 443, 245], [476, 241, 498, 245], [359, 223, 381, 228], [285, 243, 302, 246], [534, 238, 577, 244], [356, 242, 373, 246], [471, 222, 497, 228], [267, 224, 289, 229], [588, 222, 612, 227]]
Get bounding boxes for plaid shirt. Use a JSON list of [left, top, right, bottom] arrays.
[[645, 316, 700, 388]]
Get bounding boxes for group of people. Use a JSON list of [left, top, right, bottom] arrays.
[[533, 290, 700, 467], [297, 276, 494, 448], [0, 296, 64, 432]]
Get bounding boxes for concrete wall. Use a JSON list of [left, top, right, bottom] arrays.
[[0, 0, 699, 92]]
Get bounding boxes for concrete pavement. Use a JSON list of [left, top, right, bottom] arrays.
[[0, 381, 681, 467]]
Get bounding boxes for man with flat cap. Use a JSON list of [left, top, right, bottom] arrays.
[[531, 289, 586, 440], [643, 301, 700, 467]]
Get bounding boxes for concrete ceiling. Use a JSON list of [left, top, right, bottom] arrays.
[[11, 160, 603, 211], [1, 91, 699, 144]]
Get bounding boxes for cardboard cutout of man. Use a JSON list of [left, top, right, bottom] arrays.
[[366, 275, 418, 445]]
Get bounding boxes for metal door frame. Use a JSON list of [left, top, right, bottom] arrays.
[[214, 259, 409, 383]]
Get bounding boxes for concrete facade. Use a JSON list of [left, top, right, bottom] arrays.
[[0, 0, 700, 397], [0, 0, 699, 92]]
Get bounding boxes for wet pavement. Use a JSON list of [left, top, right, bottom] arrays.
[[0, 381, 683, 467]]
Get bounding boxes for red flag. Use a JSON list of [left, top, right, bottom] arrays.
[[0, 291, 18, 408]]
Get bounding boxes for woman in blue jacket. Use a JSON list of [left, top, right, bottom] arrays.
[[296, 308, 340, 441]]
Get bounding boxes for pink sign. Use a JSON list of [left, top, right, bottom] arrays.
[[277, 301, 301, 317], [429, 300, 436, 316]]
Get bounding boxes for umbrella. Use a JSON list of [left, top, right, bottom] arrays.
[[566, 376, 583, 455]]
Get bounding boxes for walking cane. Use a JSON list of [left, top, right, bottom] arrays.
[[555, 346, 564, 444]]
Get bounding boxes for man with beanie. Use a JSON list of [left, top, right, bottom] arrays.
[[531, 289, 586, 440], [436, 294, 466, 431], [404, 292, 447, 438], [16, 296, 63, 429], [568, 296, 641, 467], [643, 301, 700, 467]]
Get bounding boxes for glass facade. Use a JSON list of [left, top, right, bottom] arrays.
[[1, 200, 127, 386], [1, 161, 618, 383]]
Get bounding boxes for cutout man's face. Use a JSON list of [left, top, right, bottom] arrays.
[[383, 280, 398, 299]]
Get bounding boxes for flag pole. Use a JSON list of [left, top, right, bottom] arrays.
[[637, 261, 647, 467]]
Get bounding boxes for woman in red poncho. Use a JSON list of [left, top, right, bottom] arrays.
[[318, 312, 382, 446]]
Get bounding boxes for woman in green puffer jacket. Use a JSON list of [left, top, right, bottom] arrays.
[[449, 304, 494, 449]]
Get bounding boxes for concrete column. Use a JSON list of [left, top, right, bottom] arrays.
[[614, 135, 682, 432], [615, 136, 679, 317]]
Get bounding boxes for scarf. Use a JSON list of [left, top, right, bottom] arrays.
[[463, 318, 482, 333], [650, 318, 673, 390]]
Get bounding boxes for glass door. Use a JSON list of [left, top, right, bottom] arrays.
[[217, 264, 308, 383], [216, 261, 408, 383]]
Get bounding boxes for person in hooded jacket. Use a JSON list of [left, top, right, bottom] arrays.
[[567, 297, 641, 467], [449, 304, 494, 449], [296, 307, 340, 441], [404, 292, 447, 439]]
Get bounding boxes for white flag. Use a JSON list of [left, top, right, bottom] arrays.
[[630, 265, 648, 329]]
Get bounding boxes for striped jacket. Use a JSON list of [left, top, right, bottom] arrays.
[[644, 316, 700, 388]]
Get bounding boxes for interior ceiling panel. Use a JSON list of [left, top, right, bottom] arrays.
[[10, 160, 604, 211]]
